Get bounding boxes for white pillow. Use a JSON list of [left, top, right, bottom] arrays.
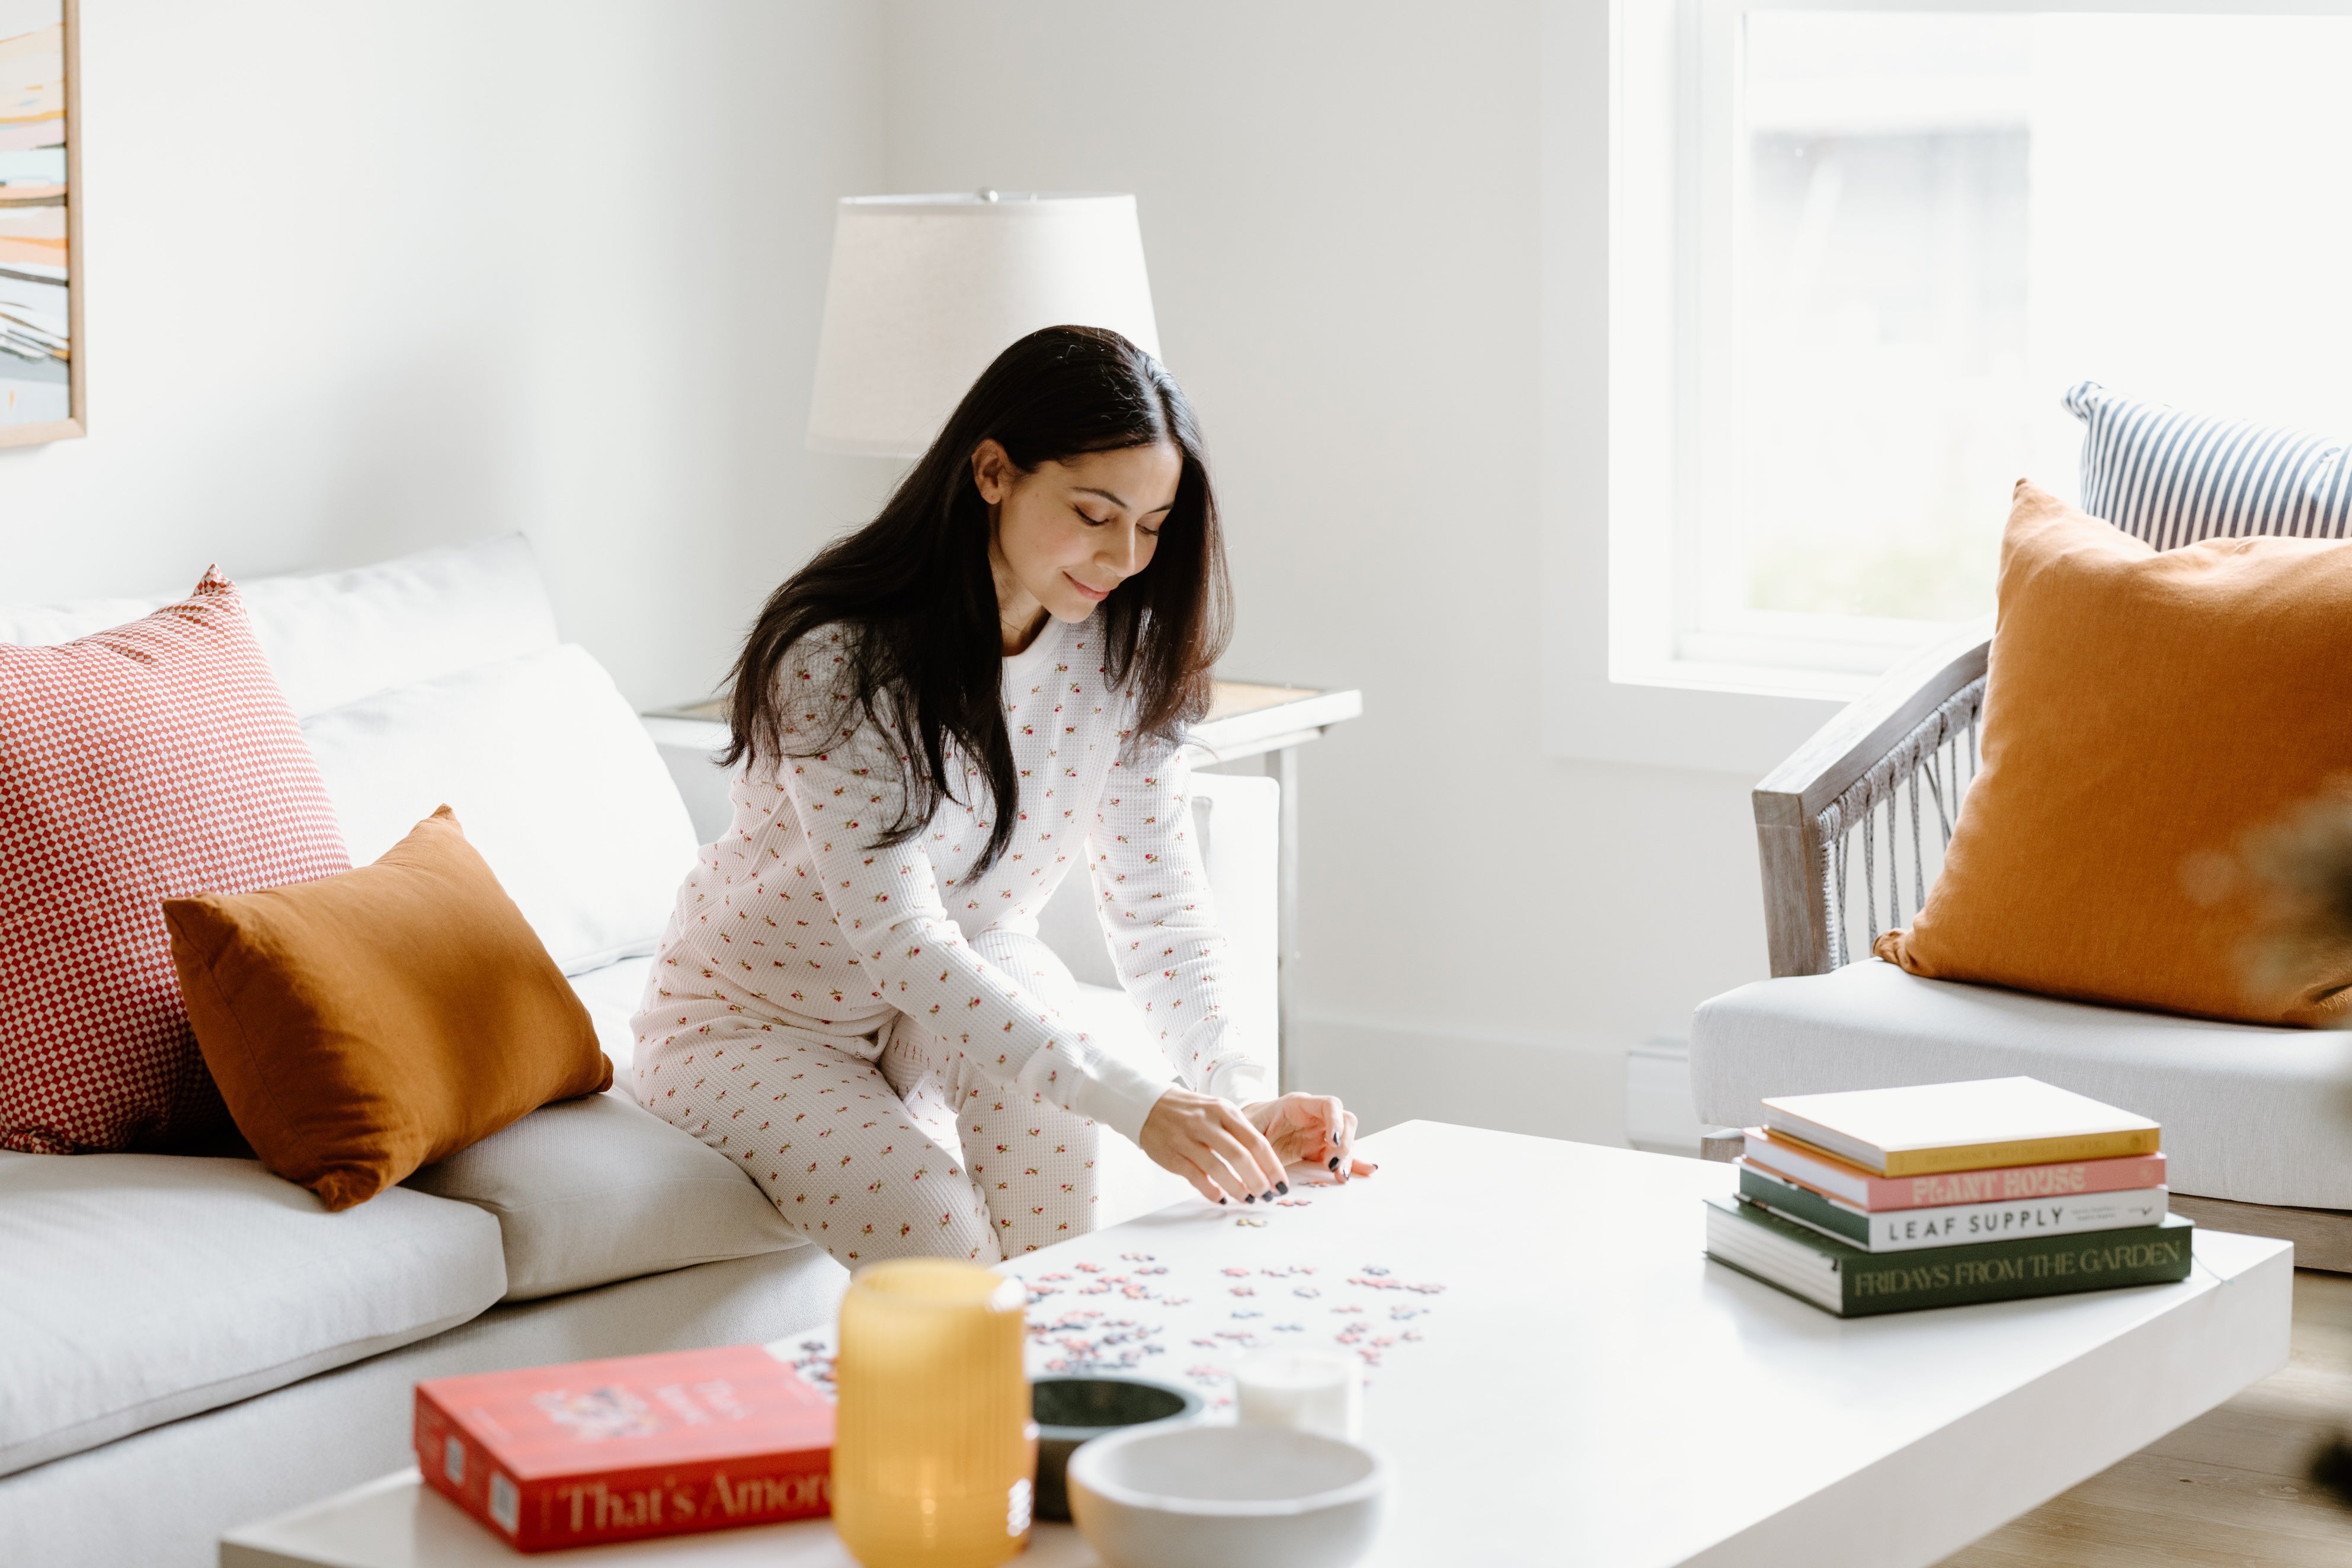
[[241, 534, 560, 718], [302, 644, 696, 974], [0, 596, 158, 646], [0, 534, 559, 719]]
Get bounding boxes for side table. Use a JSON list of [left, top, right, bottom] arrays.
[[641, 681, 1362, 1094]]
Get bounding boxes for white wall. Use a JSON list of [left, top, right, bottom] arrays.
[[3, 1, 1775, 1148], [880, 0, 1769, 1145], [0, 0, 898, 711]]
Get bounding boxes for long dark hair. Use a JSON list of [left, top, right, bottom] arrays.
[[727, 325, 1230, 878]]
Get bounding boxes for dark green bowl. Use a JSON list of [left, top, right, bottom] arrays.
[[1032, 1375, 1204, 1522]]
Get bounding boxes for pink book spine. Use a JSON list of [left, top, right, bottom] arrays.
[[1865, 1151, 2168, 1210]]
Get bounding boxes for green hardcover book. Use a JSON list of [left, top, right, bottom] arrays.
[[1703, 1195, 2194, 1317]]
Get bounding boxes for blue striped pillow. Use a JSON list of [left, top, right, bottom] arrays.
[[2066, 380, 2352, 550]]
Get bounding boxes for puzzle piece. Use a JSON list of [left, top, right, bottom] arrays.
[[782, 1337, 837, 1399]]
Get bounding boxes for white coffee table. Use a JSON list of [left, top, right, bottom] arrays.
[[223, 1121, 2292, 1568]]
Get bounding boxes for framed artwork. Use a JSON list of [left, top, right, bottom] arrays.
[[0, 0, 77, 446]]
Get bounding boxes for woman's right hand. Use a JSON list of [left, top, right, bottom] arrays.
[[1137, 1088, 1290, 1206]]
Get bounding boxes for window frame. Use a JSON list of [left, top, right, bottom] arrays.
[[1543, 0, 2352, 771]]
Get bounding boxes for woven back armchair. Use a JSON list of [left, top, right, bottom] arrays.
[[1740, 615, 2352, 1269]]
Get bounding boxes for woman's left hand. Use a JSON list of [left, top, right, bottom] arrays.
[[1241, 1094, 1376, 1182]]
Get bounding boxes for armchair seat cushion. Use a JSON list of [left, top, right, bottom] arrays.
[[1692, 958, 2352, 1210]]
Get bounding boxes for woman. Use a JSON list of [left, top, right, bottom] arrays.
[[635, 325, 1372, 1266]]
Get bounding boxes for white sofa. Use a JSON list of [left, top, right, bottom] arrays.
[[0, 537, 1278, 1567]]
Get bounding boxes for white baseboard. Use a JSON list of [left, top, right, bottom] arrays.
[[1625, 1037, 1704, 1157], [1286, 1009, 1629, 1149]]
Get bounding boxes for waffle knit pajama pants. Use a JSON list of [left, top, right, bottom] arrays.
[[633, 929, 1107, 1268]]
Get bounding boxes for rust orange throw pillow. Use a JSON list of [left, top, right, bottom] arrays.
[[164, 807, 611, 1209], [1874, 481, 2352, 1026]]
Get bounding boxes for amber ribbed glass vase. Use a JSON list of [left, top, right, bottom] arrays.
[[831, 1259, 1036, 1567]]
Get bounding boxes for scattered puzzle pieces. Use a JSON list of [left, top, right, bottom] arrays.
[[1003, 1246, 1449, 1391], [777, 1240, 1453, 1408]]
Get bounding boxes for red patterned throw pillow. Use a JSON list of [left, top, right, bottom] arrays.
[[1, 569, 350, 1153]]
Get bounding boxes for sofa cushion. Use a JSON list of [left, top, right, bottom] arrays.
[[405, 1091, 807, 1302], [301, 645, 698, 974], [1691, 958, 2352, 1209], [235, 535, 561, 718], [0, 1150, 504, 1479], [0, 535, 561, 719], [1, 570, 352, 1154], [166, 808, 613, 1212]]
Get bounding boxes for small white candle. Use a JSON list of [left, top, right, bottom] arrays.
[[1234, 1351, 1362, 1441]]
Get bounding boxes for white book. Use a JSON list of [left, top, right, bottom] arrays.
[[1739, 1162, 2169, 1253], [1760, 1076, 2160, 1176]]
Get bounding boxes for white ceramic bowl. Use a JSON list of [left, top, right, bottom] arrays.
[[1066, 1423, 1385, 1568]]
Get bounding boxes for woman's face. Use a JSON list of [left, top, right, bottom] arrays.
[[975, 438, 1182, 631]]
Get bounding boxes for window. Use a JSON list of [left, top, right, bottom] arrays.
[[1611, 2, 2352, 699]]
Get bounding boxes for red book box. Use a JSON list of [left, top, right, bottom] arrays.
[[414, 1343, 833, 1551]]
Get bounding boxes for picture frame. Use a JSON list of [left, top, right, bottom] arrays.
[[0, 0, 80, 447]]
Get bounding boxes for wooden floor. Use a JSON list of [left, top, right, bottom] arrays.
[[1938, 1269, 2352, 1566]]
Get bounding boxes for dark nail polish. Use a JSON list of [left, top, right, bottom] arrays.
[[1218, 1198, 1227, 1205], [1243, 1192, 1255, 1203], [1261, 1191, 1275, 1203], [1327, 1156, 1340, 1170], [1276, 1181, 1289, 1196]]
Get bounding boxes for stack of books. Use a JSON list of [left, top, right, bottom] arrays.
[[1705, 1076, 2192, 1317]]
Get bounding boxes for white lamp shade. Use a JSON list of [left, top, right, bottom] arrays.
[[807, 193, 1161, 458]]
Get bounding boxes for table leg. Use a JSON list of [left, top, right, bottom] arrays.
[[1273, 744, 1299, 1096]]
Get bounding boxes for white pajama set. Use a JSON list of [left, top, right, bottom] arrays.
[[631, 617, 1268, 1266]]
